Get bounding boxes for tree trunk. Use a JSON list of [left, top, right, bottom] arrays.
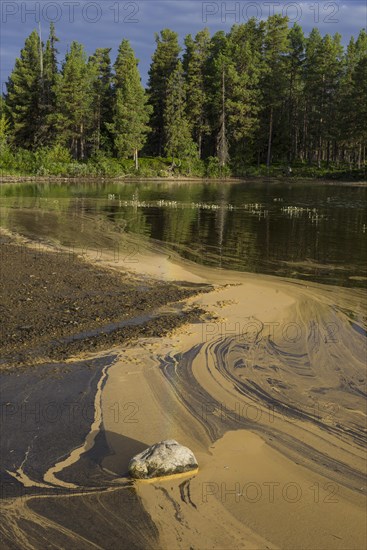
[[80, 123, 84, 160], [266, 106, 273, 170], [134, 149, 139, 170], [198, 132, 202, 160]]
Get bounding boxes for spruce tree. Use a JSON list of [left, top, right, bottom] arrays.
[[5, 29, 43, 149], [41, 23, 59, 144], [88, 48, 113, 154], [205, 31, 229, 161], [261, 15, 290, 168], [54, 41, 94, 159], [285, 24, 305, 162], [108, 39, 151, 169], [338, 29, 367, 166], [349, 55, 367, 167], [164, 61, 197, 161], [147, 29, 180, 156], [216, 60, 229, 168], [183, 28, 211, 158], [303, 28, 323, 163], [304, 31, 343, 166], [226, 20, 264, 165]]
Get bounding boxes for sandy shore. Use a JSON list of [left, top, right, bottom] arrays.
[[0, 229, 209, 369], [1, 230, 366, 549], [100, 258, 366, 549]]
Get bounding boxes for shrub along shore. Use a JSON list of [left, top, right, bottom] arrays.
[[0, 149, 365, 182]]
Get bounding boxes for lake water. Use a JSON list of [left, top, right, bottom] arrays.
[[1, 179, 366, 287]]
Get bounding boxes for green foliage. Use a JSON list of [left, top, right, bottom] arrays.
[[108, 39, 152, 168], [5, 30, 43, 149], [34, 145, 72, 175], [205, 156, 231, 178], [3, 22, 367, 178], [146, 29, 181, 155], [0, 114, 10, 145], [53, 41, 94, 159], [183, 28, 211, 157], [5, 25, 59, 149], [88, 47, 113, 154], [164, 61, 197, 162]]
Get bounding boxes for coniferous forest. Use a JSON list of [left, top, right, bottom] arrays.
[[1, 17, 367, 178]]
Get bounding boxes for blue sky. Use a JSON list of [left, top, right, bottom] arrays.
[[1, 0, 366, 91]]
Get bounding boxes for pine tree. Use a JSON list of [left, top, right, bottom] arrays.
[[216, 62, 229, 168], [303, 28, 323, 163], [183, 28, 211, 158], [147, 29, 180, 155], [261, 15, 290, 168], [5, 29, 44, 149], [54, 41, 94, 159], [285, 24, 305, 162], [164, 61, 197, 161], [351, 55, 367, 167], [40, 22, 59, 144], [304, 30, 343, 166], [88, 48, 113, 154], [205, 31, 229, 161], [338, 30, 367, 166], [107, 39, 151, 169], [226, 20, 264, 165]]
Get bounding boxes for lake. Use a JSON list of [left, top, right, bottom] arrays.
[[1, 179, 366, 287]]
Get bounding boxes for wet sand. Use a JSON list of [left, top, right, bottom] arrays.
[[0, 230, 209, 368], [101, 265, 366, 549], [0, 229, 366, 549]]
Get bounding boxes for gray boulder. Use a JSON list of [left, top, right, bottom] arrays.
[[128, 439, 198, 479]]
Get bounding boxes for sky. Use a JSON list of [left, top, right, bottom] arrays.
[[1, 0, 366, 91]]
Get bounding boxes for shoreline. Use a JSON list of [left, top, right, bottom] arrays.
[[1, 173, 367, 186], [1, 227, 366, 549], [100, 258, 366, 549], [0, 230, 211, 369]]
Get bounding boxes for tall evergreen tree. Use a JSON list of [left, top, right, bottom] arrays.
[[147, 29, 180, 155], [40, 23, 59, 144], [5, 29, 43, 149], [183, 28, 211, 158], [285, 24, 305, 162], [304, 30, 343, 165], [346, 54, 367, 167], [107, 40, 151, 169], [226, 20, 264, 165], [303, 28, 323, 163], [205, 31, 229, 161], [261, 15, 290, 167], [164, 61, 196, 161], [54, 41, 94, 159], [88, 48, 113, 154], [216, 61, 229, 168]]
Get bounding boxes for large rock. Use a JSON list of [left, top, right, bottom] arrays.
[[128, 440, 198, 479]]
